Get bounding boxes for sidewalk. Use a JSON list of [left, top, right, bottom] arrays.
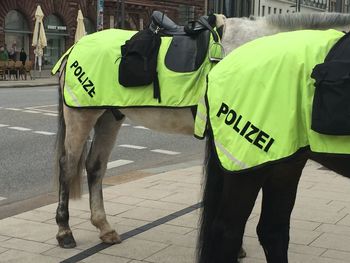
[[0, 69, 58, 88], [1, 160, 350, 263]]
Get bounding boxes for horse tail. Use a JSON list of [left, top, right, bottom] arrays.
[[197, 133, 224, 263], [55, 58, 87, 199]]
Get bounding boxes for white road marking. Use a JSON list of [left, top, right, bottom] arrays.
[[118, 144, 147, 150], [0, 124, 9, 127], [0, 196, 6, 201], [5, 108, 21, 111], [150, 149, 181, 155], [22, 110, 41, 114], [134, 126, 149, 130], [25, 104, 58, 110], [8, 126, 32, 131], [43, 113, 58, 117], [122, 123, 131, 127], [107, 160, 134, 169], [33, 131, 56, 136]]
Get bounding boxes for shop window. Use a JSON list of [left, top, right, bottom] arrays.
[[4, 10, 30, 60], [44, 14, 68, 66]]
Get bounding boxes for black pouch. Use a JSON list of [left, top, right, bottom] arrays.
[[119, 29, 161, 87], [311, 60, 350, 135]]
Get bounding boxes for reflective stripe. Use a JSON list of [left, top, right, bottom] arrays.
[[65, 84, 81, 107], [215, 140, 247, 169]]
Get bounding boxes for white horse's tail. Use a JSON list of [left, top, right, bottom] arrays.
[[55, 59, 87, 199]]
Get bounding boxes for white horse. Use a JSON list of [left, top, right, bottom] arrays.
[[54, 12, 350, 250]]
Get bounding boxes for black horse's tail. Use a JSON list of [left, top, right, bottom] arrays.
[[197, 134, 224, 263]]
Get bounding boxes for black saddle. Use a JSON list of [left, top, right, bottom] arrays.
[[150, 11, 220, 72]]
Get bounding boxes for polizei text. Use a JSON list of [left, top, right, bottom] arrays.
[[70, 60, 96, 98], [216, 102, 275, 152]]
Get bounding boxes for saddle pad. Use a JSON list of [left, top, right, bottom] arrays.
[[195, 29, 350, 172], [52, 29, 218, 108]]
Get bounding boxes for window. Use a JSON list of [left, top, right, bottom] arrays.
[[5, 10, 30, 58], [44, 15, 68, 66], [268, 6, 271, 14], [274, 8, 277, 14], [262, 5, 265, 16]]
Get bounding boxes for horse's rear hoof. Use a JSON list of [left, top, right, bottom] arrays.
[[57, 233, 77, 248], [238, 247, 247, 258], [100, 230, 121, 244]]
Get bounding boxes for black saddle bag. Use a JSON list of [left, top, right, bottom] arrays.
[[119, 29, 161, 88], [311, 32, 350, 135]]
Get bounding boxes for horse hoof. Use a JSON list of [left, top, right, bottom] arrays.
[[100, 230, 121, 244], [56, 232, 77, 248], [238, 247, 247, 258]]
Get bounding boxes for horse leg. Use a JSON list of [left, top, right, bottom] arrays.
[[256, 153, 308, 263], [199, 170, 265, 262], [56, 107, 103, 248], [86, 110, 124, 244]]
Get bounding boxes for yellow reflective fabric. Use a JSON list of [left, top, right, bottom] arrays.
[[53, 28, 220, 108], [204, 29, 350, 172]]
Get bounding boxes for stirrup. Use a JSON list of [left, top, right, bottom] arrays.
[[208, 42, 225, 62]]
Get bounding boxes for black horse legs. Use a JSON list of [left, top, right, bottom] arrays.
[[257, 155, 307, 263], [203, 171, 265, 263]]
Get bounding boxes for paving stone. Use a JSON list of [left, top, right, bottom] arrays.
[[13, 210, 55, 222], [0, 246, 8, 254], [0, 218, 57, 242], [81, 252, 131, 263], [135, 227, 197, 248], [166, 211, 200, 228], [290, 228, 322, 245], [311, 232, 350, 252], [118, 207, 177, 222], [102, 237, 168, 260], [0, 249, 59, 263], [289, 251, 349, 263], [42, 246, 83, 259], [0, 237, 55, 254], [160, 191, 201, 205], [321, 249, 350, 262], [0, 235, 10, 242], [136, 200, 189, 212], [106, 195, 146, 205], [316, 223, 350, 237], [145, 244, 195, 263], [288, 243, 326, 256]]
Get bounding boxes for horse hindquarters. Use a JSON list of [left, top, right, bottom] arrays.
[[197, 139, 265, 263], [256, 153, 307, 263]]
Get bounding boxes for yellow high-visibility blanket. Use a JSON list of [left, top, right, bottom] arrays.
[[195, 29, 350, 172], [52, 29, 220, 108]]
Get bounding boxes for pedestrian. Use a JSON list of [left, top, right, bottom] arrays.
[[8, 47, 16, 60], [0, 46, 8, 61], [20, 48, 27, 65]]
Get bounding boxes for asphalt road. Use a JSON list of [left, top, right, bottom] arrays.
[[0, 86, 205, 209]]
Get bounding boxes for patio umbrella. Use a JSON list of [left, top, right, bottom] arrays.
[[75, 10, 86, 43], [32, 5, 47, 74]]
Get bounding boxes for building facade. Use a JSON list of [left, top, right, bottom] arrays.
[[0, 0, 205, 67], [207, 0, 350, 17]]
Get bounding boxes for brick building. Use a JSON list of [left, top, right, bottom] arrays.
[[0, 0, 205, 67]]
